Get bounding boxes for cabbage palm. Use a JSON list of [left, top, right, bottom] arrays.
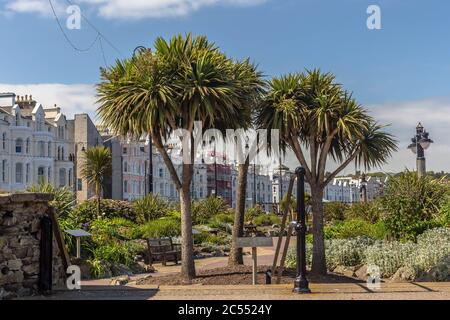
[[257, 70, 397, 274], [97, 34, 257, 279], [80, 146, 112, 218]]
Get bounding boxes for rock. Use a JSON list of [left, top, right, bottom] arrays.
[[130, 261, 155, 274], [355, 265, 368, 280], [391, 266, 416, 282], [333, 265, 358, 278], [110, 275, 130, 286], [22, 264, 39, 277], [110, 263, 134, 277], [7, 259, 23, 271], [419, 264, 449, 282], [0, 271, 24, 285]]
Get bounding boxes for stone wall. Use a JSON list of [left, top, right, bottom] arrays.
[[0, 193, 65, 299]]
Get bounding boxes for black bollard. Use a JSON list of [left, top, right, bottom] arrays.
[[293, 167, 311, 293]]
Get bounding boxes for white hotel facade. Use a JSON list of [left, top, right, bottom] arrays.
[[0, 93, 73, 192]]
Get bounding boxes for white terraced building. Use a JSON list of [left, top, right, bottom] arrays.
[[0, 93, 73, 192]]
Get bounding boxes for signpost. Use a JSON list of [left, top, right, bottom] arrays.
[[64, 229, 91, 258], [235, 237, 273, 285]]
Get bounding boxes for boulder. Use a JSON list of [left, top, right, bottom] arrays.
[[130, 261, 155, 274], [110, 275, 130, 286], [418, 264, 449, 282], [110, 263, 133, 276], [333, 265, 358, 278], [355, 265, 368, 280], [391, 266, 416, 282]]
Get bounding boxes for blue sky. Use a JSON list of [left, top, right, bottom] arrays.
[[1, 0, 450, 172]]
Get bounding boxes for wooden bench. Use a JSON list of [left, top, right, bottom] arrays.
[[146, 237, 181, 266]]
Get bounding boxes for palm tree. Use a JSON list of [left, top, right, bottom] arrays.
[[227, 61, 265, 266], [80, 146, 112, 218], [256, 70, 397, 275], [97, 34, 258, 280]]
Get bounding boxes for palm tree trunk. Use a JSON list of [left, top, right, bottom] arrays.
[[310, 185, 327, 275], [179, 179, 196, 280], [228, 158, 250, 266]]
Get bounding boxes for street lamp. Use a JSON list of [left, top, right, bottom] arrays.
[[407, 123, 433, 178], [293, 167, 310, 293]]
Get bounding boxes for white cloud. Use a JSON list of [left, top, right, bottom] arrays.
[[284, 97, 450, 174], [0, 83, 98, 120], [3, 0, 266, 19]]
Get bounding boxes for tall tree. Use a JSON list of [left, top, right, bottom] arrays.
[[79, 146, 112, 217], [97, 34, 258, 280], [257, 70, 397, 275], [228, 62, 265, 266]]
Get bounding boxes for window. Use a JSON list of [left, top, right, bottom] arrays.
[[68, 169, 72, 187], [37, 167, 45, 183], [26, 163, 30, 183], [2, 160, 7, 182], [61, 147, 65, 160], [48, 142, 51, 157], [59, 168, 66, 187], [15, 163, 23, 183], [2, 133, 6, 150], [124, 161, 128, 172], [15, 113, 20, 126], [25, 138, 30, 154], [123, 147, 127, 154], [159, 168, 164, 178], [77, 178, 82, 191], [124, 180, 128, 193], [15, 138, 23, 153], [58, 126, 64, 139], [38, 141, 45, 157]]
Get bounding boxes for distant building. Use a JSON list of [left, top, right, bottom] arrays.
[[68, 113, 104, 202], [231, 164, 273, 212], [0, 93, 73, 192]]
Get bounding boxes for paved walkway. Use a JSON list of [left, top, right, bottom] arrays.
[[23, 237, 450, 300], [26, 282, 450, 300]]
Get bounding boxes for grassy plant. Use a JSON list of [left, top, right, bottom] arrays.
[[132, 194, 172, 223]]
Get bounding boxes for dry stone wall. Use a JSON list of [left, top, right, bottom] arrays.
[[0, 193, 65, 299]]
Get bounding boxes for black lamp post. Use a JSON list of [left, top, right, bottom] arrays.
[[133, 46, 153, 194], [407, 123, 433, 178], [293, 166, 310, 293]]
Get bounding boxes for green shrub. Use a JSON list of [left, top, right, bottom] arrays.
[[89, 217, 137, 244], [438, 196, 450, 227], [365, 241, 416, 277], [344, 200, 382, 223], [192, 196, 230, 224], [381, 171, 448, 241], [211, 212, 234, 224], [132, 194, 172, 223], [204, 234, 229, 246], [29, 183, 75, 219], [193, 232, 209, 244], [92, 242, 134, 266], [87, 258, 108, 278], [324, 219, 387, 240], [253, 214, 280, 226], [133, 218, 181, 239], [58, 217, 78, 253], [323, 202, 348, 222], [70, 199, 136, 225], [244, 205, 266, 223], [325, 237, 376, 269]]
